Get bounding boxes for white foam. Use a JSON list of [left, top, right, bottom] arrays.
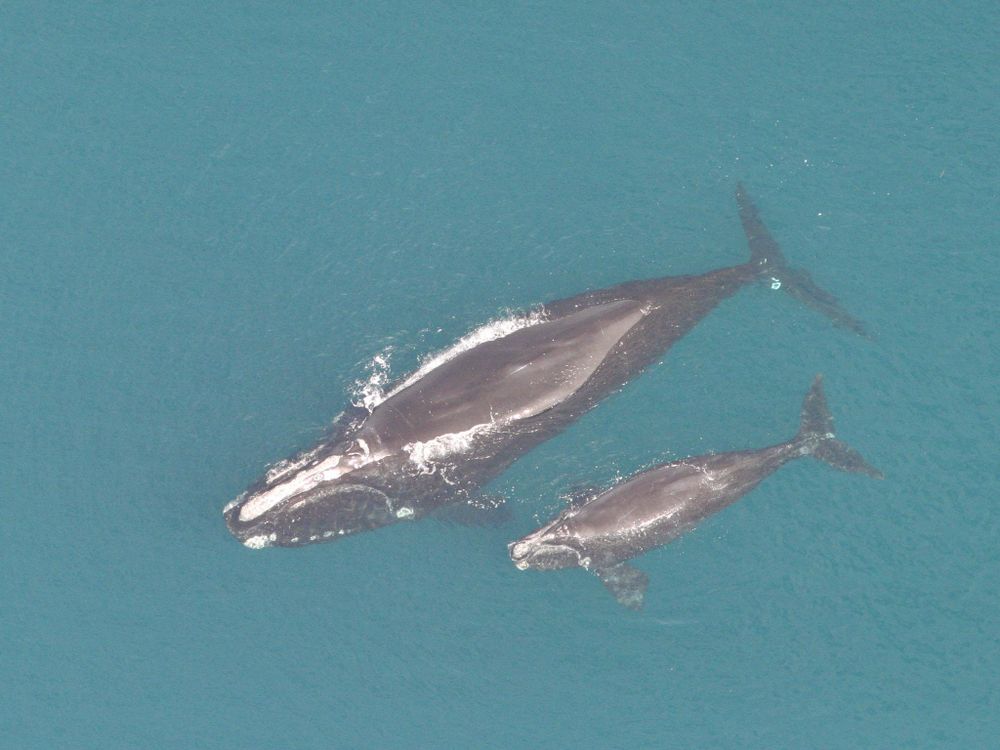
[[402, 421, 494, 474], [354, 352, 393, 412]]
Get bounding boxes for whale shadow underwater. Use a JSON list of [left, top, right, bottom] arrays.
[[508, 375, 883, 610], [224, 185, 870, 550]]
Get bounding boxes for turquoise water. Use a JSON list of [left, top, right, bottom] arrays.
[[3, 3, 997, 747]]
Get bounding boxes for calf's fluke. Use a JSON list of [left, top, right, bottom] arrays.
[[796, 374, 884, 480]]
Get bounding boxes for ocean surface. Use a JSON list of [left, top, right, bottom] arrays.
[[3, 3, 997, 748]]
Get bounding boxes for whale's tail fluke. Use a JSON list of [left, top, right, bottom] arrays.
[[795, 375, 883, 479], [736, 183, 871, 338]]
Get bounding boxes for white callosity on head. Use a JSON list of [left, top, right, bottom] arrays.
[[237, 447, 382, 523], [264, 447, 320, 485]]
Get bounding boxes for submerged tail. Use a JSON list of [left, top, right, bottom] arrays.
[[796, 375, 883, 479], [736, 183, 870, 338]]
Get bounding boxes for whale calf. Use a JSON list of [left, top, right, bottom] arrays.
[[224, 185, 868, 549], [508, 376, 882, 609]]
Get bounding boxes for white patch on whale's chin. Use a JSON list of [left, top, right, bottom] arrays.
[[353, 310, 548, 410], [243, 533, 276, 549]]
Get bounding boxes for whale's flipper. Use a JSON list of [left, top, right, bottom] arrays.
[[736, 183, 871, 338], [796, 374, 884, 479], [594, 562, 648, 610]]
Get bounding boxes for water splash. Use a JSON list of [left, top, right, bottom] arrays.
[[353, 351, 393, 411], [402, 421, 496, 475]]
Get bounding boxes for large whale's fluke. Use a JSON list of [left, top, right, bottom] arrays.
[[736, 183, 871, 338], [796, 374, 884, 479]]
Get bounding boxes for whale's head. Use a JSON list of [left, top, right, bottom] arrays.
[[223, 440, 400, 548], [508, 520, 583, 571]]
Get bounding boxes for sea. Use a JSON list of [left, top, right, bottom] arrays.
[[2, 2, 997, 748]]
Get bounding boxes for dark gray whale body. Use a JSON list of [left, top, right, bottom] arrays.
[[508, 376, 882, 609], [224, 185, 867, 549]]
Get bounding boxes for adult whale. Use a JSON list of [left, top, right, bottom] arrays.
[[224, 185, 868, 549], [508, 376, 883, 609]]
